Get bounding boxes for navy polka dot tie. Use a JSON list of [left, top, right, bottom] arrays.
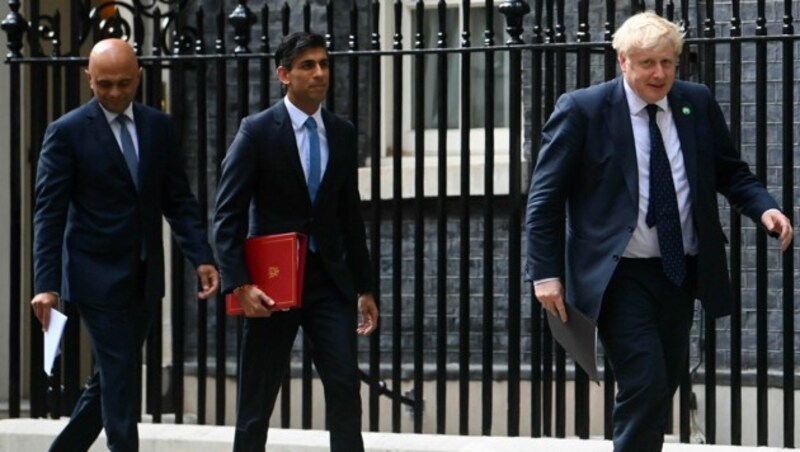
[[645, 104, 686, 286]]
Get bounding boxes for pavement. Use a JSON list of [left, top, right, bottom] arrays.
[[0, 419, 793, 452]]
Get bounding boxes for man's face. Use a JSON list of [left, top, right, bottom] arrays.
[[85, 57, 141, 114], [278, 47, 330, 113], [618, 42, 677, 104]]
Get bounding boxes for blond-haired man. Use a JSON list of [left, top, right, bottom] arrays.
[[526, 12, 791, 452]]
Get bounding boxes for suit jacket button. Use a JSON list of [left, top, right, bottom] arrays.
[[627, 226, 635, 232], [612, 255, 620, 261]]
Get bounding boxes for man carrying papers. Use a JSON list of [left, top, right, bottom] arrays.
[[525, 12, 792, 452], [30, 39, 219, 451]]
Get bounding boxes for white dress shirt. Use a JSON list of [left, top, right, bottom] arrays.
[[100, 103, 140, 159], [283, 96, 329, 183], [622, 79, 698, 258]]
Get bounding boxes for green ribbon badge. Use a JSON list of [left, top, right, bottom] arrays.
[[682, 107, 691, 115]]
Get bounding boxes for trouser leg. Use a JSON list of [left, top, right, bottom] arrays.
[[302, 283, 364, 452], [599, 258, 695, 452], [233, 311, 301, 452]]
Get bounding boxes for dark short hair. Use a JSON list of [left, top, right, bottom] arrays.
[[274, 32, 327, 69]]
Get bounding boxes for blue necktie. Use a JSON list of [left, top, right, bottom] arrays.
[[645, 104, 686, 286], [304, 117, 321, 203], [117, 115, 139, 191], [304, 117, 321, 252]]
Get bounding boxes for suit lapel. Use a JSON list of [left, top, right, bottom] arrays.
[[87, 99, 138, 191], [605, 78, 638, 208], [317, 109, 338, 204], [133, 103, 148, 192], [668, 87, 698, 201], [274, 102, 310, 201]]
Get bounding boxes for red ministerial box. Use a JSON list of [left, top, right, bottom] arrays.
[[226, 232, 308, 315]]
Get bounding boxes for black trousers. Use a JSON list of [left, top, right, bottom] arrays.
[[233, 253, 363, 452], [598, 257, 697, 452], [50, 263, 150, 452]]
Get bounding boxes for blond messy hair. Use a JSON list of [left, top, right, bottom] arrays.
[[612, 11, 684, 57]]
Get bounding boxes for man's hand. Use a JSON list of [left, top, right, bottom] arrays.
[[196, 264, 220, 299], [31, 292, 59, 332], [236, 284, 275, 318], [357, 293, 379, 336], [534, 279, 568, 323], [761, 208, 793, 252]]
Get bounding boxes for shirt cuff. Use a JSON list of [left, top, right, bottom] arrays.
[[534, 277, 560, 286]]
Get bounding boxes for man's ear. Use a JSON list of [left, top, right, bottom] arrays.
[[275, 66, 288, 85], [617, 52, 627, 74], [84, 69, 92, 87], [276, 65, 290, 85]]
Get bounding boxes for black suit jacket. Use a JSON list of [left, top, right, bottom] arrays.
[[525, 78, 778, 320], [33, 99, 215, 305], [214, 100, 373, 301]]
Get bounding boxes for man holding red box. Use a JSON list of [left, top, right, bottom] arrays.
[[213, 32, 378, 452]]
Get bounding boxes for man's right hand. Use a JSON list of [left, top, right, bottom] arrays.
[[235, 285, 276, 318], [534, 279, 568, 323], [31, 292, 59, 332]]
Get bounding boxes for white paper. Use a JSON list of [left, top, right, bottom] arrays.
[[44, 308, 67, 376]]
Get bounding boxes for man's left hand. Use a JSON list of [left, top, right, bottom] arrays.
[[761, 208, 793, 252], [196, 264, 220, 299], [357, 293, 379, 336]]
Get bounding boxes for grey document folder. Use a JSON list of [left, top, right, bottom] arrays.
[[545, 303, 600, 383]]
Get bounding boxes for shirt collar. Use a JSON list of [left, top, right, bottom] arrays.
[[99, 102, 135, 125], [622, 78, 669, 116], [283, 96, 323, 132]]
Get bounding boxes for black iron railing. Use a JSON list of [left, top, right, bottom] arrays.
[[2, 0, 798, 447]]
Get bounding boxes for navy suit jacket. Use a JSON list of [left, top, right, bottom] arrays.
[[33, 98, 215, 306], [525, 77, 779, 321], [213, 100, 373, 302]]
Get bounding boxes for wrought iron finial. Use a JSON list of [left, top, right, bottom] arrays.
[[326, 0, 334, 50], [2, 0, 29, 59], [303, 0, 310, 33], [229, 0, 256, 53], [196, 7, 206, 54], [369, 0, 379, 51], [349, 1, 358, 51], [783, 1, 794, 35], [665, 0, 674, 22], [393, 0, 402, 50], [281, 3, 290, 37], [499, 0, 530, 45], [730, 1, 741, 38], [260, 5, 269, 53], [437, 0, 447, 48], [576, 0, 589, 43], [414, 0, 423, 49], [215, 3, 226, 54], [485, 0, 496, 47]]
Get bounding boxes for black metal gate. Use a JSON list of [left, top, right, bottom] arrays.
[[2, 0, 798, 447]]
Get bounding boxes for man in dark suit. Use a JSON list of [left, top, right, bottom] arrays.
[[213, 32, 379, 452], [525, 12, 792, 452], [30, 38, 219, 452]]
